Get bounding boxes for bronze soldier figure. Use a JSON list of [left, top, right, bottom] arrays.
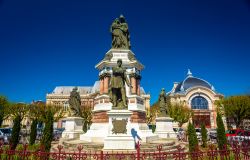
[[110, 59, 132, 109]]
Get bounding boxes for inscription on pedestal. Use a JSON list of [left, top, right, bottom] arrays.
[[112, 118, 128, 134]]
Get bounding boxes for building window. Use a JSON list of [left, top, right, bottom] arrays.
[[191, 96, 208, 109], [63, 101, 69, 111]]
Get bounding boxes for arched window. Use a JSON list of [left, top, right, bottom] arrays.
[[191, 96, 208, 109]]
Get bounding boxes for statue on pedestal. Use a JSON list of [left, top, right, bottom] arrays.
[[110, 15, 131, 49], [110, 59, 132, 109], [68, 87, 82, 117], [158, 88, 168, 117]]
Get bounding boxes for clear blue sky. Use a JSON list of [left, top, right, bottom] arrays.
[[0, 0, 250, 104]]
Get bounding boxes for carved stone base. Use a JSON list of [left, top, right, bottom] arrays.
[[80, 101, 157, 143], [92, 111, 146, 123], [103, 110, 135, 150], [103, 136, 135, 150], [61, 117, 84, 140], [155, 117, 176, 139]]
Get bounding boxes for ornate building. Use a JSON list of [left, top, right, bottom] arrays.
[[168, 69, 224, 128], [46, 82, 100, 110]]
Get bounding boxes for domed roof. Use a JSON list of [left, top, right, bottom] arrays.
[[173, 69, 215, 93]]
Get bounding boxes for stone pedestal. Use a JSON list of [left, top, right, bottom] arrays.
[[155, 117, 176, 139], [103, 110, 135, 150], [80, 95, 157, 143], [61, 117, 84, 140]]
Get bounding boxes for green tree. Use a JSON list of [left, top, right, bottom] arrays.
[[29, 118, 38, 145], [146, 107, 153, 124], [28, 103, 44, 145], [149, 101, 160, 124], [169, 102, 193, 127], [220, 96, 250, 128], [81, 105, 92, 132], [0, 96, 8, 126], [187, 122, 198, 152], [41, 109, 54, 152], [216, 113, 227, 150], [201, 123, 207, 148], [5, 103, 28, 150], [39, 104, 64, 152], [11, 115, 22, 150]]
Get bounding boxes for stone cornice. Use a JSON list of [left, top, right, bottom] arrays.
[[46, 94, 96, 99], [129, 73, 141, 80], [99, 72, 111, 79], [95, 49, 144, 71]]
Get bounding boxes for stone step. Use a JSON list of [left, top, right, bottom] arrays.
[[57, 138, 183, 153]]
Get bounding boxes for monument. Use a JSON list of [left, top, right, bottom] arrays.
[[61, 87, 84, 139], [80, 15, 157, 145], [103, 59, 135, 150], [155, 88, 176, 138]]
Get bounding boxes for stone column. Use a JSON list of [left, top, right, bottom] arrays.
[[130, 76, 137, 94], [103, 75, 110, 94], [99, 78, 104, 95], [212, 103, 217, 128], [137, 79, 140, 96], [57, 120, 62, 128]]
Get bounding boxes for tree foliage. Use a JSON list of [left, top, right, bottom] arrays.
[[146, 107, 153, 124], [10, 115, 22, 150], [6, 103, 28, 150], [220, 95, 250, 128], [4, 102, 27, 120], [149, 101, 160, 123], [29, 118, 38, 145], [39, 104, 64, 152], [201, 123, 207, 148], [28, 103, 45, 145], [0, 96, 8, 126], [81, 105, 92, 132], [216, 113, 227, 150], [169, 102, 193, 127], [187, 122, 198, 152], [41, 109, 54, 152]]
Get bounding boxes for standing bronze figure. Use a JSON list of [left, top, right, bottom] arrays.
[[110, 59, 132, 109], [68, 87, 82, 117], [110, 15, 131, 49], [158, 88, 168, 117]]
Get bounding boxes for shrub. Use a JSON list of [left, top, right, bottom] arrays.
[[201, 123, 207, 148], [187, 122, 198, 152], [29, 119, 38, 145], [40, 111, 54, 152], [216, 113, 227, 150], [10, 115, 21, 150]]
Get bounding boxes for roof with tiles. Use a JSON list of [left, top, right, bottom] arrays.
[[171, 69, 215, 94]]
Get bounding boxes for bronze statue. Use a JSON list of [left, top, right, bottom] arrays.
[[68, 87, 82, 117], [158, 88, 168, 117], [110, 15, 131, 49], [110, 59, 132, 109]]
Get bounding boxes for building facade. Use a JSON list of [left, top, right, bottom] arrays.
[[168, 70, 224, 128], [46, 76, 150, 128]]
